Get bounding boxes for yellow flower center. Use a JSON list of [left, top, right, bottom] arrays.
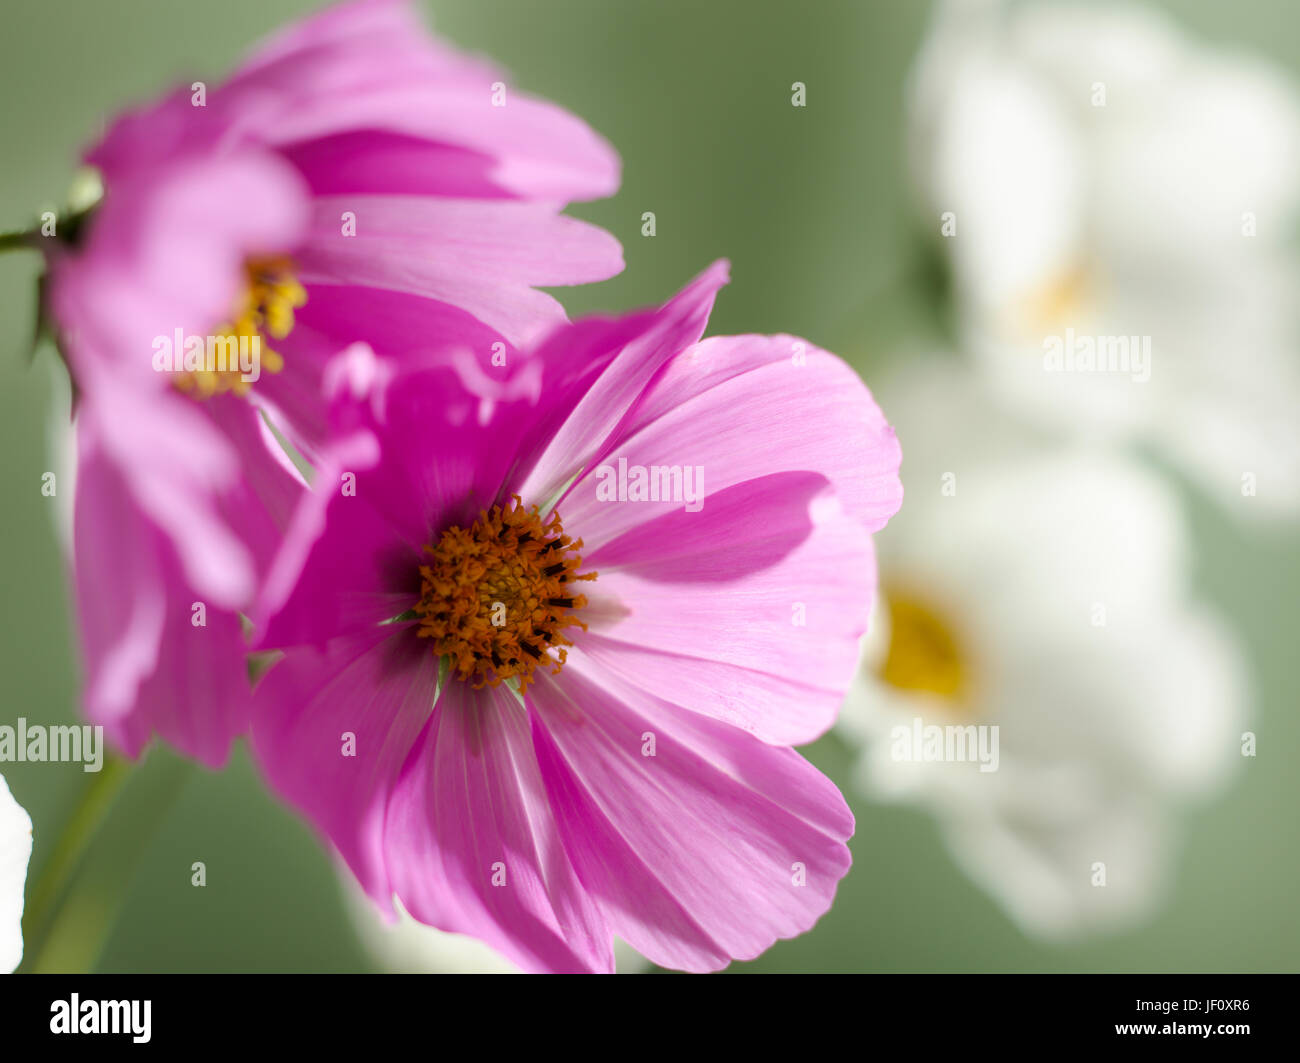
[[1013, 262, 1092, 338], [175, 255, 306, 399], [878, 590, 967, 703], [414, 497, 596, 693]]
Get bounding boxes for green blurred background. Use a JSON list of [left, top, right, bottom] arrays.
[[0, 0, 1296, 972]]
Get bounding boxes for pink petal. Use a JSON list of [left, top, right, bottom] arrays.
[[528, 659, 854, 972], [296, 197, 623, 347], [256, 481, 419, 650], [74, 433, 251, 766], [268, 84, 622, 201], [230, 0, 619, 201], [270, 282, 516, 459], [73, 433, 166, 729], [579, 473, 876, 744], [559, 332, 903, 551], [60, 150, 310, 370], [281, 131, 514, 199], [517, 261, 730, 506], [74, 371, 250, 610], [251, 626, 439, 907], [124, 563, 253, 768], [206, 397, 307, 576], [254, 343, 548, 643], [385, 680, 613, 973]]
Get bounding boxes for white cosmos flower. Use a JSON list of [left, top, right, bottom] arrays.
[[909, 0, 1300, 518], [836, 360, 1250, 939], [1, 774, 33, 972]]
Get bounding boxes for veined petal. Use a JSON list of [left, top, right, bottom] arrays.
[[559, 332, 902, 550], [386, 680, 613, 973], [528, 660, 854, 972], [517, 260, 730, 506], [581, 473, 876, 745]]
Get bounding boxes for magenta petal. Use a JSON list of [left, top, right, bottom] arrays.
[[251, 627, 439, 908], [125, 569, 253, 768], [518, 260, 731, 506], [230, 0, 619, 202], [256, 484, 419, 650], [562, 332, 903, 550], [206, 397, 307, 576], [272, 282, 517, 456], [528, 661, 854, 972], [68, 366, 255, 613], [577, 473, 875, 744], [269, 88, 621, 202], [74, 435, 251, 766], [385, 680, 613, 973], [585, 471, 829, 578], [293, 282, 513, 361], [282, 131, 515, 198], [60, 149, 310, 368], [73, 434, 166, 732], [256, 342, 546, 645], [297, 196, 623, 347], [349, 86, 621, 202]]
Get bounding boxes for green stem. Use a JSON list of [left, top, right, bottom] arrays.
[[28, 754, 193, 973], [18, 750, 195, 972], [0, 228, 39, 254], [20, 754, 133, 956]]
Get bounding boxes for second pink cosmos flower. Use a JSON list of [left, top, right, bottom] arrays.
[[51, 0, 621, 765]]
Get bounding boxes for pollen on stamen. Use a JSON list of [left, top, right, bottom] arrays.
[[175, 254, 306, 399], [413, 496, 596, 693]]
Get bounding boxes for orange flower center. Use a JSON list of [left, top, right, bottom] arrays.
[[414, 497, 596, 693]]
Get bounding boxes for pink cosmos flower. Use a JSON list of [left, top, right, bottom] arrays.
[[49, 0, 622, 765], [251, 262, 903, 972]]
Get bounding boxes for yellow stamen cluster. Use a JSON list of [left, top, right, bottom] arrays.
[[414, 497, 596, 692], [879, 591, 967, 702], [176, 254, 306, 399]]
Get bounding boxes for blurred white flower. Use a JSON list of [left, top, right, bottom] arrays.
[[1, 774, 33, 972], [837, 361, 1250, 939], [340, 874, 648, 974], [909, 0, 1300, 517]]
